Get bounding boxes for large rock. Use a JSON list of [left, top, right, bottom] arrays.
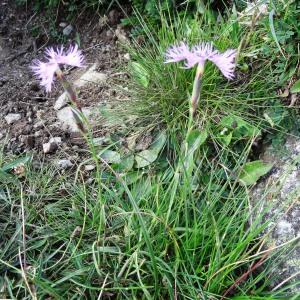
[[54, 63, 107, 110], [251, 136, 300, 294], [56, 106, 101, 132]]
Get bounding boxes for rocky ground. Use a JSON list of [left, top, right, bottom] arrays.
[[0, 1, 130, 165], [251, 135, 300, 293]]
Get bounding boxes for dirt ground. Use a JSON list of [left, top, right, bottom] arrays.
[[0, 1, 129, 157]]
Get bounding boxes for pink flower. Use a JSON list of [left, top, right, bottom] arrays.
[[164, 42, 237, 79], [31, 45, 85, 92]]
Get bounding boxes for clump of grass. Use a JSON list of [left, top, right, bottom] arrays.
[[2, 2, 300, 299], [1, 141, 299, 299], [110, 4, 292, 147]]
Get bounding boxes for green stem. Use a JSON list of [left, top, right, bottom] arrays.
[[190, 62, 204, 119], [55, 67, 86, 133]]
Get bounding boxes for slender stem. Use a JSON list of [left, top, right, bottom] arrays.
[[190, 62, 204, 118], [55, 67, 86, 133]]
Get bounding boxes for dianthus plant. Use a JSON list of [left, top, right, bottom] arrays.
[[165, 42, 237, 118], [31, 45, 85, 132]]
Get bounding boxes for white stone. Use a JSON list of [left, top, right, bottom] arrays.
[[85, 164, 95, 171], [42, 142, 57, 154], [276, 220, 293, 236], [57, 107, 79, 132], [54, 92, 69, 110], [57, 106, 100, 132], [76, 70, 107, 87], [49, 136, 62, 144], [63, 24, 73, 36], [54, 64, 106, 111], [57, 159, 73, 169], [124, 53, 130, 60], [33, 120, 43, 128], [59, 22, 67, 28], [5, 113, 21, 124]]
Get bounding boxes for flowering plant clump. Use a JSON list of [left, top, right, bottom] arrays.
[[165, 42, 237, 117], [31, 45, 85, 132]]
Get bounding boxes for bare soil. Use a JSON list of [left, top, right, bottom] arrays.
[[0, 1, 128, 157]]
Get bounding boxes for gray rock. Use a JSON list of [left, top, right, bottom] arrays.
[[76, 69, 107, 87], [33, 120, 43, 129], [54, 92, 69, 110], [85, 164, 95, 171], [57, 106, 101, 133], [49, 136, 62, 145], [57, 107, 82, 132], [63, 24, 73, 36], [59, 22, 67, 28], [54, 64, 106, 111], [251, 136, 300, 293], [5, 113, 21, 124], [42, 142, 58, 154], [57, 159, 73, 169]]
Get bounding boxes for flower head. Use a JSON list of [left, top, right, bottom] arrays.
[[31, 44, 85, 92], [164, 41, 237, 79]]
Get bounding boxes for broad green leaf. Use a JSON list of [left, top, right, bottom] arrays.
[[239, 160, 273, 186], [290, 79, 300, 93], [149, 131, 166, 155], [184, 129, 208, 175], [1, 155, 31, 172], [99, 150, 121, 164], [216, 131, 232, 146], [135, 132, 167, 168], [117, 154, 134, 172], [187, 129, 208, 153], [0, 169, 15, 184], [220, 116, 260, 138], [135, 150, 158, 168], [263, 104, 288, 126], [122, 171, 144, 185], [130, 62, 149, 88], [269, 9, 285, 58]]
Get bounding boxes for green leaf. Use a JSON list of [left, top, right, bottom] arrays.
[[130, 62, 149, 88], [122, 171, 144, 185], [1, 155, 31, 172], [187, 129, 208, 153], [135, 150, 158, 168], [135, 132, 166, 168], [290, 79, 300, 93], [239, 160, 273, 186], [99, 150, 121, 164], [0, 169, 15, 184], [269, 9, 286, 58], [149, 131, 166, 155], [232, 297, 276, 300], [220, 116, 260, 138], [117, 154, 134, 172]]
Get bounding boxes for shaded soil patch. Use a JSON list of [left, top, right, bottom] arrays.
[[0, 1, 129, 157]]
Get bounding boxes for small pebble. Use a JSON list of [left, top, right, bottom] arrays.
[[57, 159, 73, 169], [63, 24, 73, 36], [49, 136, 62, 145], [5, 113, 21, 124], [59, 22, 67, 28], [85, 164, 95, 171], [42, 142, 58, 154]]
